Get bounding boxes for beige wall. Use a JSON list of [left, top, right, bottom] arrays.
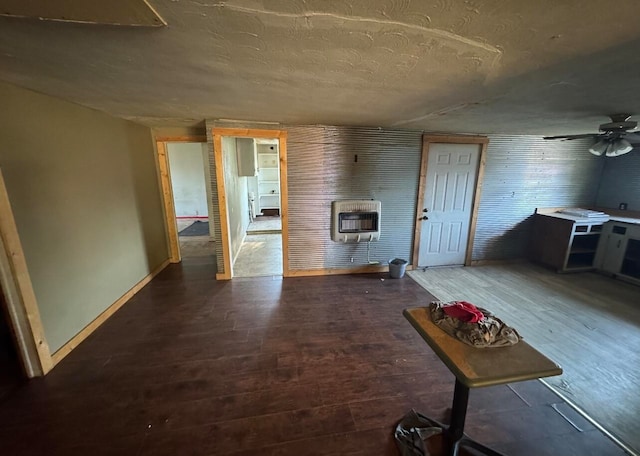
[[154, 126, 206, 138], [0, 81, 168, 353]]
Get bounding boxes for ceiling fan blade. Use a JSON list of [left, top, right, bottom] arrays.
[[623, 132, 640, 143], [543, 133, 598, 140]]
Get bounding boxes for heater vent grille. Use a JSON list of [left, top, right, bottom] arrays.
[[331, 200, 381, 243]]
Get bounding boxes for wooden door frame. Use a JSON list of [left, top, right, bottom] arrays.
[[155, 135, 208, 264], [412, 135, 489, 268], [211, 128, 289, 280], [0, 168, 52, 377]]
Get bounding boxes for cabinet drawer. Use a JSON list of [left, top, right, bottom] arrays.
[[574, 224, 602, 234]]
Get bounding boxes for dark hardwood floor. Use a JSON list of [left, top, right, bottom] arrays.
[[0, 257, 627, 455]]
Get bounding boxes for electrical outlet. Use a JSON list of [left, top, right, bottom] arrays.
[[619, 202, 628, 210], [350, 257, 354, 263]]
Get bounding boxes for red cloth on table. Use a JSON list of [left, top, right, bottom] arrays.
[[442, 301, 485, 323]]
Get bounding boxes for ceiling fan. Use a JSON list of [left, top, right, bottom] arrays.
[[543, 114, 640, 157]]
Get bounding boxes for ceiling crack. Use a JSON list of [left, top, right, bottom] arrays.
[[206, 1, 502, 57], [392, 98, 501, 127]]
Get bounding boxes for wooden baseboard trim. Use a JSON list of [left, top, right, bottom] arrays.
[[285, 264, 411, 278], [469, 259, 526, 266], [50, 259, 171, 367]]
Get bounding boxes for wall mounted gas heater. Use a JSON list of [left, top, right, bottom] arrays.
[[331, 200, 381, 243]]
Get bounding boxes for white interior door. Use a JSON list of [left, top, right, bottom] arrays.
[[418, 143, 480, 267]]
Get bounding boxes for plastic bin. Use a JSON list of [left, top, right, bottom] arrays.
[[389, 258, 408, 279]]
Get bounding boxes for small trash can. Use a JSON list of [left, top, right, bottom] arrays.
[[388, 258, 408, 279]]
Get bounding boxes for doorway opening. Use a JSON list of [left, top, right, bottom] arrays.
[[211, 128, 288, 280], [165, 142, 216, 261], [156, 136, 215, 266], [224, 136, 282, 278]]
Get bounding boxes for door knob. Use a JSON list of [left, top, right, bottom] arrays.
[[423, 208, 429, 212], [421, 216, 429, 220]]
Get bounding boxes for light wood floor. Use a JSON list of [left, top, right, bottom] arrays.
[[408, 262, 640, 455], [247, 215, 282, 234], [233, 233, 282, 277]]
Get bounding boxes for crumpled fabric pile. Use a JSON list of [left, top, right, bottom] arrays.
[[394, 409, 442, 456], [430, 301, 521, 348]]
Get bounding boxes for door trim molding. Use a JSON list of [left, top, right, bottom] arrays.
[[465, 139, 489, 266], [212, 133, 232, 280], [154, 136, 209, 264], [211, 128, 289, 280], [412, 135, 489, 268], [0, 168, 52, 376], [156, 141, 181, 263]]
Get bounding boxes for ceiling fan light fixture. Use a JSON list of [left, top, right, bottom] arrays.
[[605, 138, 633, 157], [589, 139, 608, 156], [548, 114, 637, 157]]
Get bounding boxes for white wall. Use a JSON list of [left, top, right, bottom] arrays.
[[222, 137, 250, 262], [247, 176, 259, 217], [167, 143, 209, 217]]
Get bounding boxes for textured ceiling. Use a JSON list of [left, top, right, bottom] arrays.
[[1, 0, 640, 136]]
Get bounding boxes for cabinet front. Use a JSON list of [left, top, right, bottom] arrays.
[[620, 238, 640, 279], [595, 224, 628, 274]]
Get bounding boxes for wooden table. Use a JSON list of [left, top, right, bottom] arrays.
[[403, 307, 563, 456]]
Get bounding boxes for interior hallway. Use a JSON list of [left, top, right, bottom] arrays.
[[0, 256, 625, 455]]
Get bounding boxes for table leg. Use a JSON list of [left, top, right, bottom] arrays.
[[444, 379, 505, 456], [444, 379, 469, 455]]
